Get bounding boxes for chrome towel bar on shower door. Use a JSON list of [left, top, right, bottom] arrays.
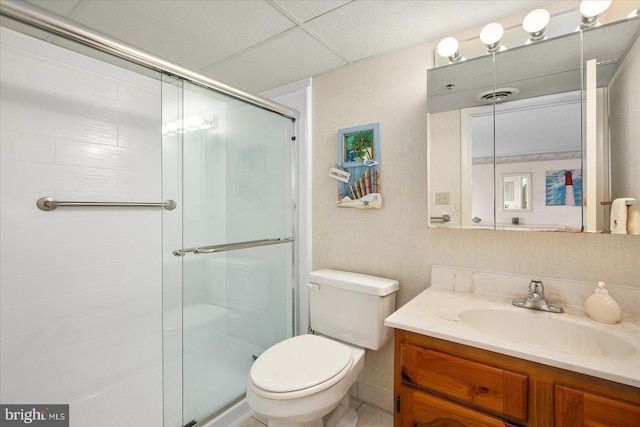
[[37, 196, 177, 211], [173, 236, 296, 257]]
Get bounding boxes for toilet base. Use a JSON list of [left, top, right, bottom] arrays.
[[267, 420, 322, 427], [265, 394, 357, 427]]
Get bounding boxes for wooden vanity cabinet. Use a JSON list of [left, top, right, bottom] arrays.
[[394, 329, 640, 427], [400, 385, 520, 427], [555, 385, 640, 426]]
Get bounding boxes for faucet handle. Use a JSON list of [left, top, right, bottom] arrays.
[[513, 279, 563, 313], [529, 279, 545, 298]]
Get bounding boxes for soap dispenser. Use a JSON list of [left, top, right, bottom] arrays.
[[584, 282, 622, 324]]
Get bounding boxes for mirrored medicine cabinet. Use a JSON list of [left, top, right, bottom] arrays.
[[427, 15, 640, 233]]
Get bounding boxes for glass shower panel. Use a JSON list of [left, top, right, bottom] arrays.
[[178, 81, 294, 425]]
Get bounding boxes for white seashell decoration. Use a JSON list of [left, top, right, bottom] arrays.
[[584, 282, 622, 324]]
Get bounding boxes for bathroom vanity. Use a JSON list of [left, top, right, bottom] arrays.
[[393, 330, 639, 426], [385, 266, 640, 426]]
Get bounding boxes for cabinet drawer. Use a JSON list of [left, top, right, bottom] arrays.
[[401, 385, 519, 427], [401, 343, 528, 421], [555, 385, 640, 427]]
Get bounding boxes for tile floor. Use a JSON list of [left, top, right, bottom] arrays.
[[239, 398, 393, 426]]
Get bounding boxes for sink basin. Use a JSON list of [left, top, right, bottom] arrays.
[[459, 308, 637, 357]]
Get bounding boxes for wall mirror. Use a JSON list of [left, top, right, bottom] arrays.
[[427, 15, 640, 233], [501, 173, 532, 212]]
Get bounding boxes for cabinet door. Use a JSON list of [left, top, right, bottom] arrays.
[[401, 343, 528, 421], [555, 385, 640, 427], [400, 385, 519, 427]]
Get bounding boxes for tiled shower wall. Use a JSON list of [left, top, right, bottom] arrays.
[[0, 28, 163, 426]]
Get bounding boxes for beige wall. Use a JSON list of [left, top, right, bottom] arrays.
[[311, 25, 640, 401]]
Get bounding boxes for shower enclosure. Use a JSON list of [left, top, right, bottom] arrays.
[[162, 79, 297, 426], [0, 2, 298, 426]]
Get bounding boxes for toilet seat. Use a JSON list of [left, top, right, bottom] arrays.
[[249, 334, 354, 399]]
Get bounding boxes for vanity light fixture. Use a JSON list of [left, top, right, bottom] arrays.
[[480, 22, 505, 53], [437, 37, 464, 63], [523, 9, 550, 43], [580, 0, 612, 29]]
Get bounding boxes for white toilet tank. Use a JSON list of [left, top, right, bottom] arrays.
[[308, 269, 399, 350]]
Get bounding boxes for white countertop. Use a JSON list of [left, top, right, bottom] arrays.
[[385, 287, 640, 388]]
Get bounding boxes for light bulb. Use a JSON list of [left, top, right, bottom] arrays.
[[480, 22, 504, 52], [580, 0, 612, 28], [437, 37, 463, 62], [523, 9, 550, 42]]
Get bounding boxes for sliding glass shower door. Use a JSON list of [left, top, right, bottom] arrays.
[[162, 79, 296, 426]]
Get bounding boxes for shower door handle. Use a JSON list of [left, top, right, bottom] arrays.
[[173, 236, 295, 257]]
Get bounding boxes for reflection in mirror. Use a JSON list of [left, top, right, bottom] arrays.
[[583, 17, 640, 233], [463, 92, 582, 231], [427, 16, 640, 233], [501, 173, 531, 212]]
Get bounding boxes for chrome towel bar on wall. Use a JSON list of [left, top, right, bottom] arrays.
[[173, 236, 296, 257], [430, 214, 451, 222], [37, 196, 177, 211]]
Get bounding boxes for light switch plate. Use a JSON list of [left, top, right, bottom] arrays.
[[435, 192, 450, 205]]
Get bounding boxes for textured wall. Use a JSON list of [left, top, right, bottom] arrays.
[[311, 30, 640, 404]]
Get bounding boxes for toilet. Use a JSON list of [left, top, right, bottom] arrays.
[[246, 269, 399, 427]]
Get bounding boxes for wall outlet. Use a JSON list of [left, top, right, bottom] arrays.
[[435, 192, 450, 205]]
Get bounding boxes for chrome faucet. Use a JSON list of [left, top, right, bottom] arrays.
[[512, 279, 564, 313]]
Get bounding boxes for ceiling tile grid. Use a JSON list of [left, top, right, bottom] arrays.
[[202, 27, 347, 93], [39, 0, 296, 70], [20, 0, 557, 92], [271, 0, 353, 23]]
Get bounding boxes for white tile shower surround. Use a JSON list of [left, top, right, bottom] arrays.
[[241, 398, 393, 427], [1, 27, 163, 426]]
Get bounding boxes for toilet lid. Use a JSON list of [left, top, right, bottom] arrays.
[[250, 334, 353, 393]]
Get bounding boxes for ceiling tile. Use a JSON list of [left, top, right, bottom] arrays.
[[66, 0, 296, 70], [272, 0, 353, 22], [13, 0, 565, 97], [202, 28, 347, 93], [27, 0, 81, 17], [307, 0, 552, 62]]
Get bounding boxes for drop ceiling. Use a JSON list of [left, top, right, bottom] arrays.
[[13, 0, 553, 93]]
